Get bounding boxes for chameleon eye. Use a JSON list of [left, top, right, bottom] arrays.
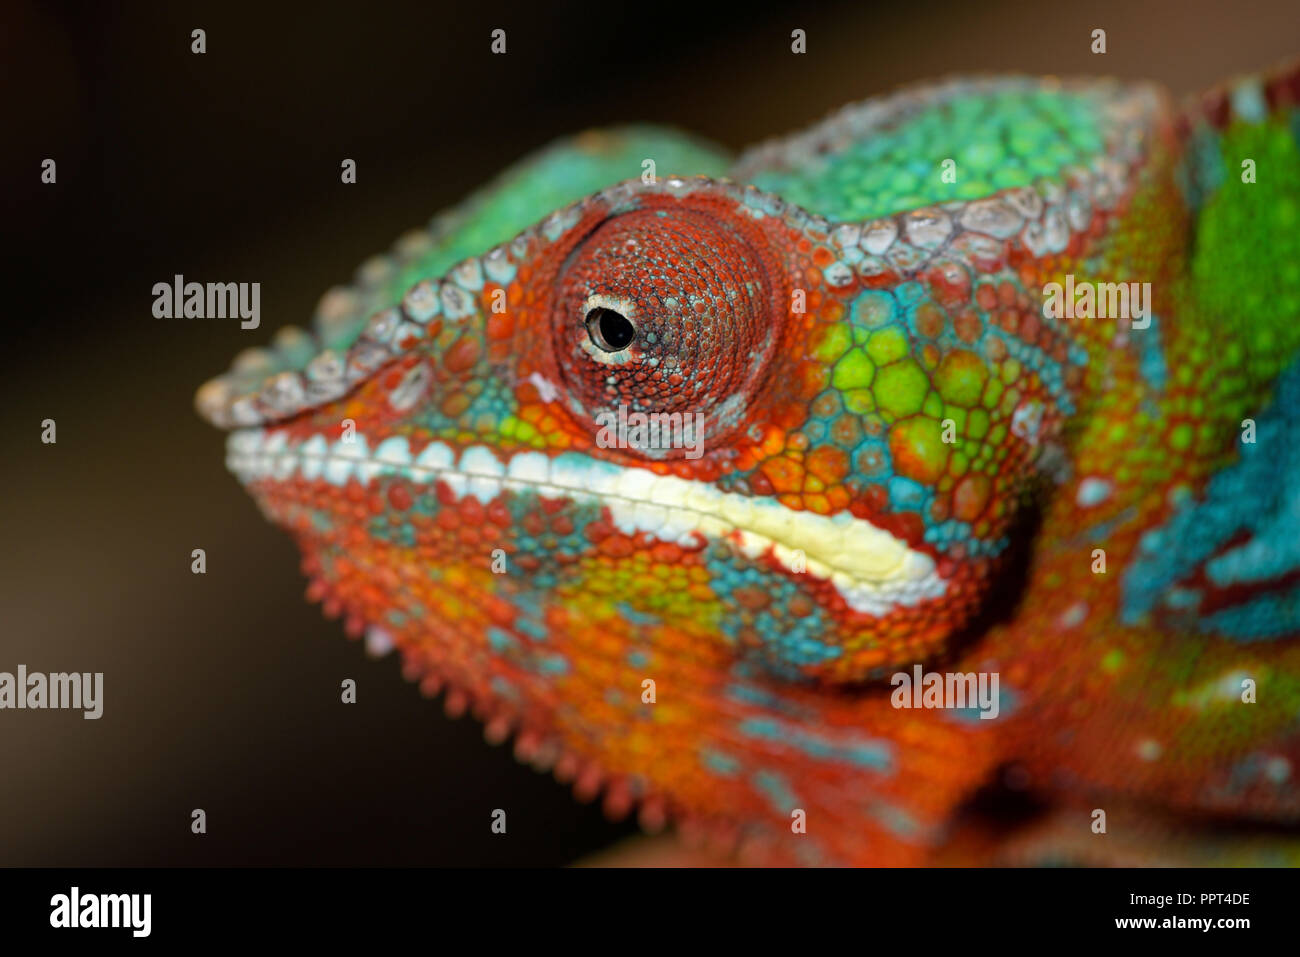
[[584, 305, 636, 352], [552, 205, 787, 451]]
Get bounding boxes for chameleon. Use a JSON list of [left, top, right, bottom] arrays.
[[197, 62, 1300, 866]]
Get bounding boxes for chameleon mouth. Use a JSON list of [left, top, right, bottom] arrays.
[[226, 426, 948, 617]]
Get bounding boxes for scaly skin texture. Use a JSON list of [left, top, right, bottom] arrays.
[[198, 66, 1300, 865]]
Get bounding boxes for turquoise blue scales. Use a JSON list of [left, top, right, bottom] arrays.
[[1122, 358, 1300, 640]]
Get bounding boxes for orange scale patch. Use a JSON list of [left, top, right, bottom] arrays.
[[954, 308, 982, 343], [760, 454, 804, 492], [1017, 311, 1041, 342], [952, 473, 993, 522], [915, 301, 947, 338], [806, 445, 850, 484], [486, 311, 514, 340], [443, 336, 481, 373]]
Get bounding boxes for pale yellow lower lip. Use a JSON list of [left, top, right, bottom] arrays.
[[228, 427, 948, 616]]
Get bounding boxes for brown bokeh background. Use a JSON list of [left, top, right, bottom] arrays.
[[3, 0, 1296, 865]]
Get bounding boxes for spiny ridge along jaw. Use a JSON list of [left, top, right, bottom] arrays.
[[227, 427, 949, 617]]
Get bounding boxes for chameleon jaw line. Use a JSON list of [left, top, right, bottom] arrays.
[[227, 426, 949, 617]]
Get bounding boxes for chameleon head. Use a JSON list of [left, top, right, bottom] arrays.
[[196, 162, 1090, 851], [197, 176, 1077, 696]]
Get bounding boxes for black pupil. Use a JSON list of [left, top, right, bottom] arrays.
[[587, 307, 635, 351]]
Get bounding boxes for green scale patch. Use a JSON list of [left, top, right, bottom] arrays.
[[749, 88, 1105, 220]]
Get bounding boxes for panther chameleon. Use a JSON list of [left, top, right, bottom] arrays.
[[196, 63, 1300, 865]]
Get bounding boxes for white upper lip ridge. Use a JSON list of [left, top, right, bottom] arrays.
[[228, 426, 949, 618]]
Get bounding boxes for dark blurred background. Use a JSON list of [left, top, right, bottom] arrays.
[[2, 0, 1296, 865]]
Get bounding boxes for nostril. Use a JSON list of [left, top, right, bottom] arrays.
[[585, 306, 635, 351]]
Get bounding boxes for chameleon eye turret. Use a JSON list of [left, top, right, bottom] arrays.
[[552, 204, 786, 447]]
